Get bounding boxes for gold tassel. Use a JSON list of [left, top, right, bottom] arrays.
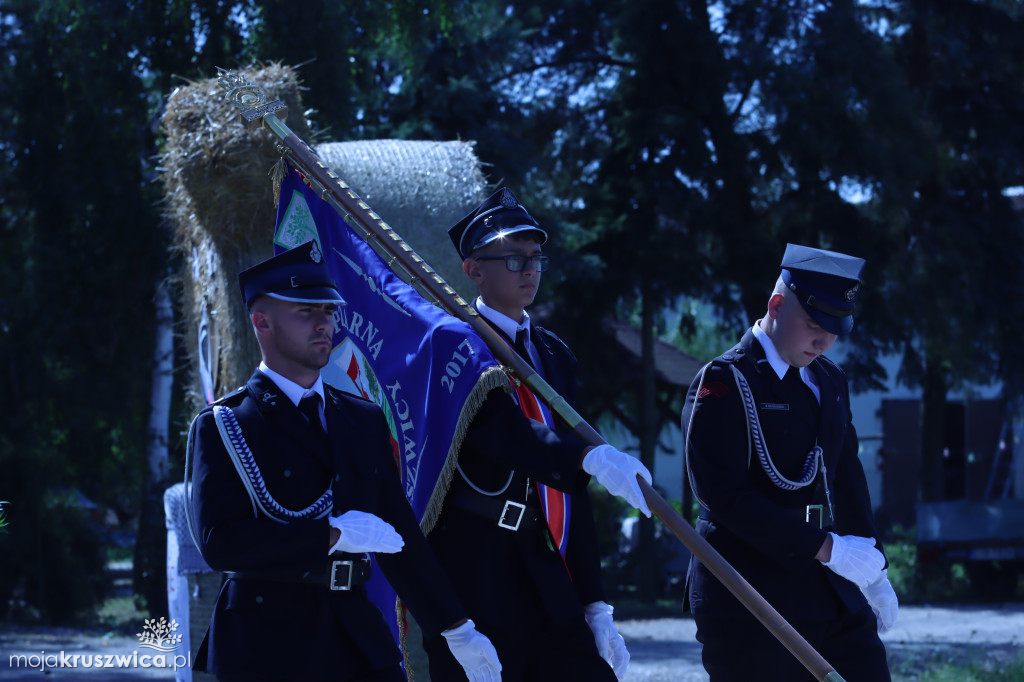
[[395, 597, 414, 681], [269, 157, 287, 207]]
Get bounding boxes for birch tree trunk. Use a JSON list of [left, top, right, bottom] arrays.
[[134, 274, 175, 613]]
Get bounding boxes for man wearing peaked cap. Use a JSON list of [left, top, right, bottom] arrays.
[[424, 188, 651, 681], [780, 243, 865, 336], [188, 242, 502, 680], [448, 187, 548, 259], [237, 240, 346, 308], [680, 243, 896, 681]]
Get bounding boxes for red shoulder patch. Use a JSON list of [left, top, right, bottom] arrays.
[[698, 381, 729, 399]]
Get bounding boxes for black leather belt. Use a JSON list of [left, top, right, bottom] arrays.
[[699, 505, 833, 530], [228, 556, 372, 591], [448, 487, 545, 531]]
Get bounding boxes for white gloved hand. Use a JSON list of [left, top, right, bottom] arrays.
[[441, 619, 502, 682], [582, 444, 652, 517], [861, 569, 899, 634], [584, 601, 630, 680], [328, 510, 404, 554], [822, 532, 885, 588]]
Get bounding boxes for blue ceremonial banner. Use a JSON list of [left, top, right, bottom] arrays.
[[272, 163, 507, 647]]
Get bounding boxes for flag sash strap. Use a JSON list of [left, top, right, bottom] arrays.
[[509, 377, 571, 558]]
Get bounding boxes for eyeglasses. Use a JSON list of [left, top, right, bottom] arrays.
[[475, 254, 551, 272]]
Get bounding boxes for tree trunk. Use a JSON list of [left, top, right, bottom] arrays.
[[636, 279, 659, 601], [147, 277, 175, 484], [919, 357, 948, 503], [133, 275, 175, 613]]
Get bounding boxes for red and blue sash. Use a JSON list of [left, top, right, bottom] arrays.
[[509, 376, 572, 559]]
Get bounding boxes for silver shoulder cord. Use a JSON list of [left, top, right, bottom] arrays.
[[730, 366, 833, 520], [213, 405, 333, 522], [683, 363, 713, 512], [684, 362, 833, 520], [182, 405, 333, 549], [183, 413, 204, 552]]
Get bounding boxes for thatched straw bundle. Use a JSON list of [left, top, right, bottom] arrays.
[[160, 64, 486, 414]]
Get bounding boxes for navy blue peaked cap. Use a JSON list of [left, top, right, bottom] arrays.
[[448, 187, 548, 259], [780, 243, 865, 335], [238, 240, 346, 309]]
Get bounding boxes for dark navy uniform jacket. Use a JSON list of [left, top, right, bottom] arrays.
[[427, 321, 606, 630], [681, 329, 882, 621], [189, 370, 464, 679]]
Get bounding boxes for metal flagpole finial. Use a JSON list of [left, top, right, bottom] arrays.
[[215, 67, 288, 131]]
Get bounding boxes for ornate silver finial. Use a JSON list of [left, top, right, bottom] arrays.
[[216, 68, 267, 111], [215, 68, 288, 130]]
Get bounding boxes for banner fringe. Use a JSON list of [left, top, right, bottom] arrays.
[[418, 365, 510, 536], [396, 597, 414, 681], [394, 365, 508, 680]]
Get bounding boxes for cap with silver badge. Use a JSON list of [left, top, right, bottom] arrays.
[[237, 240, 346, 309], [447, 187, 548, 260], [780, 243, 865, 335]]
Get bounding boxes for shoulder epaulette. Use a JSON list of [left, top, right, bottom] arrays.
[[324, 383, 373, 404], [718, 344, 746, 364], [534, 326, 577, 361], [212, 386, 246, 406]]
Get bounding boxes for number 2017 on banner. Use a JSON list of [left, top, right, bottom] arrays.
[[440, 339, 475, 393]]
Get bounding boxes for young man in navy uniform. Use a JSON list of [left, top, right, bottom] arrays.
[[681, 244, 898, 681], [421, 188, 653, 681], [187, 241, 501, 681]]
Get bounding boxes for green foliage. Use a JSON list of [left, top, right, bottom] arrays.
[[882, 526, 1020, 604], [0, 501, 8, 532], [0, 0, 252, 622], [0, 491, 108, 624], [95, 596, 148, 635], [893, 650, 1024, 682], [3, 0, 1024, 623], [589, 478, 688, 605]]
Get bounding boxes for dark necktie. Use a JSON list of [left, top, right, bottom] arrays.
[[514, 328, 535, 370], [784, 367, 820, 418], [299, 394, 325, 435]]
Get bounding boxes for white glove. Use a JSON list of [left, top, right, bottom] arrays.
[[328, 510, 404, 554], [582, 444, 652, 517], [441, 619, 502, 682], [861, 569, 899, 634], [584, 601, 630, 680], [822, 532, 885, 588]]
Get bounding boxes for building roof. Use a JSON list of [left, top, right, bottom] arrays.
[[602, 318, 706, 389]]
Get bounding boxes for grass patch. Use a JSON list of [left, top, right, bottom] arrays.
[[905, 654, 1024, 681], [93, 596, 148, 635], [890, 644, 1024, 682]]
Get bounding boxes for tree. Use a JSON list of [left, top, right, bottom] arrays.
[[0, 0, 252, 622], [867, 0, 1024, 502]]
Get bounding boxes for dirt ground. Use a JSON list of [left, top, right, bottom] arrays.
[[1, 603, 1022, 681], [617, 602, 1024, 680]]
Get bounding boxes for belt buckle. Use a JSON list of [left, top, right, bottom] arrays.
[[498, 500, 526, 531], [805, 505, 832, 529], [330, 560, 354, 591]]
